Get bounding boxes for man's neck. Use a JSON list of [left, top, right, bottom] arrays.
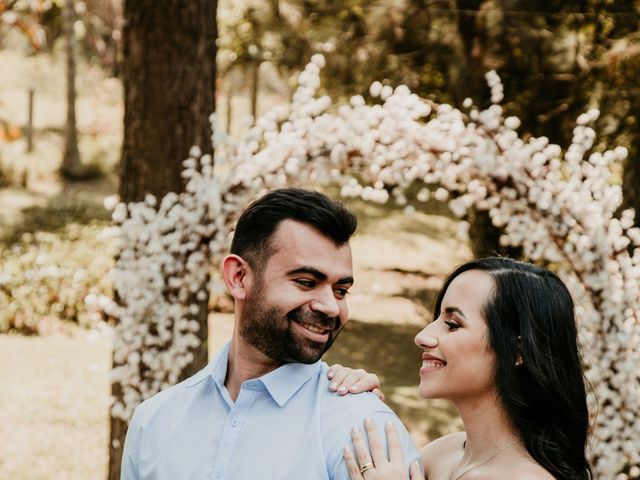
[[224, 334, 281, 401]]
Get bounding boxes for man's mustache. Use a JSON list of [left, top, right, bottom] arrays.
[[288, 308, 339, 331]]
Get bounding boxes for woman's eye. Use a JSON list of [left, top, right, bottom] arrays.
[[444, 320, 460, 330]]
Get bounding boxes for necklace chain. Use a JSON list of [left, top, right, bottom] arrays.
[[450, 440, 519, 480]]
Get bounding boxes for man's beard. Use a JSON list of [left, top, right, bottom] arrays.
[[240, 282, 342, 364]]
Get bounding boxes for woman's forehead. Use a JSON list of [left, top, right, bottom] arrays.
[[441, 270, 494, 311]]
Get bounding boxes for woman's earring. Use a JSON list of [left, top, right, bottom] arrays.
[[515, 335, 523, 366]]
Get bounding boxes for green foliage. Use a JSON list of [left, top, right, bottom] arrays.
[[0, 222, 115, 334], [220, 1, 640, 147]]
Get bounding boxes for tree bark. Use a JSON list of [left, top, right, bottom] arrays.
[[250, 60, 260, 123], [60, 0, 84, 179], [118, 1, 217, 202], [622, 138, 640, 227], [108, 2, 216, 479], [467, 207, 521, 259]]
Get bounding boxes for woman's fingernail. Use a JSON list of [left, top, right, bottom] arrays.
[[329, 382, 337, 391], [327, 371, 334, 379], [338, 386, 347, 393]]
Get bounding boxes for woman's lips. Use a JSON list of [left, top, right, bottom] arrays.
[[420, 353, 446, 374]]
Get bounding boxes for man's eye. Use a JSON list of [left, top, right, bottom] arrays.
[[334, 288, 349, 298], [295, 279, 315, 288], [444, 320, 460, 330]]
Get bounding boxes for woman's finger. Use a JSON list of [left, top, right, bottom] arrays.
[[409, 460, 422, 479], [339, 370, 369, 394], [348, 373, 381, 394], [343, 446, 363, 480], [329, 366, 353, 393], [385, 422, 405, 464], [364, 417, 386, 466], [351, 426, 374, 467], [327, 363, 343, 381], [372, 388, 386, 402]]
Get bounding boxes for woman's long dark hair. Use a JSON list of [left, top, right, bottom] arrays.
[[434, 257, 592, 480]]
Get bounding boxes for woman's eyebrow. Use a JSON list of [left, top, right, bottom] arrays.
[[444, 306, 467, 319]]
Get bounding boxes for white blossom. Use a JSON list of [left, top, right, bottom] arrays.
[[107, 59, 639, 479]]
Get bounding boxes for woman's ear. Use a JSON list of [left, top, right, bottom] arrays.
[[221, 254, 252, 301]]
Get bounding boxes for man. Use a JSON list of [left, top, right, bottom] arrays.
[[121, 188, 419, 479]]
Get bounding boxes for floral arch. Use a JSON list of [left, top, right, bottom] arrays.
[[109, 56, 640, 478]]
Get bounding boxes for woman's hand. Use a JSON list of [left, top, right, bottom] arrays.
[[327, 364, 385, 401], [343, 417, 423, 480]]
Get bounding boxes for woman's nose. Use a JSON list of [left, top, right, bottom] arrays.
[[414, 323, 438, 349]]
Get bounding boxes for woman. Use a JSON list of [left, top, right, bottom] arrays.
[[329, 257, 592, 479]]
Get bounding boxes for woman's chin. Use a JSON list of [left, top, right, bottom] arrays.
[[417, 384, 436, 399]]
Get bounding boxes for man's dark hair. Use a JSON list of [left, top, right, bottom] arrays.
[[230, 188, 357, 270]]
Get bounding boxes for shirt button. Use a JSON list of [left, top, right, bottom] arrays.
[[231, 418, 240, 427], [215, 471, 223, 479]]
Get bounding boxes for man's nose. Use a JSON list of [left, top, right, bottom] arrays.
[[310, 286, 341, 318]]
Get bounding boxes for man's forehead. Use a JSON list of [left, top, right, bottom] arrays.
[[266, 220, 353, 276], [270, 220, 346, 248]]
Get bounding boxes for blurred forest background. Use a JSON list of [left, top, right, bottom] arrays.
[[1, 1, 639, 479]]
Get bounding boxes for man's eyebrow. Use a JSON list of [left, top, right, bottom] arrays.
[[287, 267, 354, 285], [444, 306, 467, 319]]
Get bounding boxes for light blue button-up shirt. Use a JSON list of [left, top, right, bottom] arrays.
[[121, 342, 420, 480]]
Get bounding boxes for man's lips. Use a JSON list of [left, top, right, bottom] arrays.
[[288, 310, 337, 335], [296, 321, 330, 334]]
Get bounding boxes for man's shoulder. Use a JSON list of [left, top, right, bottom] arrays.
[[133, 365, 211, 423], [315, 362, 395, 418]]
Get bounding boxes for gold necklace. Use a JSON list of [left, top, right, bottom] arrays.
[[449, 440, 519, 480]]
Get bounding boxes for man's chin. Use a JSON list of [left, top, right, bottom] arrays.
[[287, 345, 326, 364]]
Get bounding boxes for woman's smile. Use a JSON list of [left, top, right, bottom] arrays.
[[420, 353, 446, 374]]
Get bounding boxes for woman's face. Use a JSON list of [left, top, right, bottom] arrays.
[[414, 269, 498, 402]]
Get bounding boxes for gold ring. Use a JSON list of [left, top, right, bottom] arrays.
[[359, 462, 375, 474]]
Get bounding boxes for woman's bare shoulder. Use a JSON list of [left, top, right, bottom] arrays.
[[505, 461, 555, 480], [419, 431, 466, 462]]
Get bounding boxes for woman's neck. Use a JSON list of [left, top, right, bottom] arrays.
[[454, 393, 520, 463]]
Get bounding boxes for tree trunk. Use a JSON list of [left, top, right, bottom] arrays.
[[108, 2, 217, 479], [250, 60, 260, 123], [622, 138, 640, 227], [60, 0, 84, 179], [467, 207, 522, 259], [118, 1, 217, 202]]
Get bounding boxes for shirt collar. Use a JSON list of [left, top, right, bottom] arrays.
[[258, 361, 321, 407], [185, 341, 230, 388], [186, 341, 322, 407]]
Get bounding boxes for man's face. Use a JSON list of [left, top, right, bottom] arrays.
[[239, 220, 354, 364]]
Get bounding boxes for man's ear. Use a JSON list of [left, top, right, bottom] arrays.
[[221, 254, 252, 301]]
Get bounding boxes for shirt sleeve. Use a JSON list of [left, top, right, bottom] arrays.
[[328, 411, 422, 480], [120, 408, 143, 480]]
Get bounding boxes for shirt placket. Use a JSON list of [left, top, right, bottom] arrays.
[[211, 380, 261, 480]]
